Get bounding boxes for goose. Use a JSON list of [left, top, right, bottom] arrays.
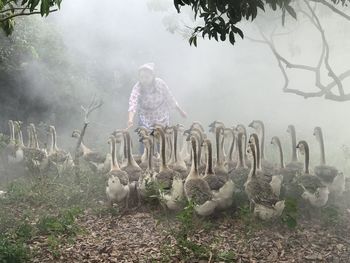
[[150, 127, 179, 190], [134, 126, 150, 170], [271, 135, 299, 190], [229, 132, 250, 195], [106, 135, 130, 209], [235, 124, 250, 168], [184, 135, 217, 216], [213, 126, 229, 184], [188, 127, 207, 174], [170, 124, 188, 180], [164, 126, 174, 165], [296, 141, 329, 207], [249, 133, 282, 196], [313, 127, 344, 196], [202, 138, 234, 210], [225, 127, 237, 171], [12, 121, 24, 163], [138, 135, 157, 199], [285, 125, 303, 173], [72, 130, 110, 172], [245, 135, 285, 220], [269, 136, 287, 197], [24, 124, 49, 175], [209, 121, 227, 162], [4, 120, 17, 164], [48, 126, 71, 164], [180, 130, 191, 167], [248, 120, 274, 172], [121, 130, 142, 183]]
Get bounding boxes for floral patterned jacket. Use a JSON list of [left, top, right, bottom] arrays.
[[128, 78, 177, 129]]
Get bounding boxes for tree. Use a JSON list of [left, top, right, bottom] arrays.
[[174, 0, 348, 46], [0, 0, 61, 35], [173, 0, 350, 101]]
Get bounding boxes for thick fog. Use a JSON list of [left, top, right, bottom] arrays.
[[5, 0, 350, 169]]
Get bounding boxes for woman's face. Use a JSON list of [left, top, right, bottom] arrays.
[[139, 69, 154, 86]]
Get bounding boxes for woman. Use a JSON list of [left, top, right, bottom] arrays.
[[127, 63, 187, 129]]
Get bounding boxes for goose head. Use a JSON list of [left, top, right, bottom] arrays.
[[287, 124, 296, 134], [248, 120, 264, 131], [208, 120, 225, 133], [71, 130, 81, 139], [313, 126, 323, 141], [296, 141, 307, 156], [134, 126, 149, 137], [190, 121, 204, 132]]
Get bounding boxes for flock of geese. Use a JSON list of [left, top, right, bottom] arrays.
[[1, 120, 347, 220]]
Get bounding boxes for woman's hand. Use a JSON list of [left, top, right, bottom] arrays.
[[127, 120, 134, 129], [178, 108, 188, 119]]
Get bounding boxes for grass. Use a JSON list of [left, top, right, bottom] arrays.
[[0, 157, 107, 261]]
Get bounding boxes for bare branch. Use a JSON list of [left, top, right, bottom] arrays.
[[309, 0, 350, 21], [81, 96, 103, 124], [249, 1, 350, 102]]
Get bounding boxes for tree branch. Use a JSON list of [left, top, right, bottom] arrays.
[[249, 1, 350, 101], [0, 9, 58, 23], [309, 0, 350, 21]]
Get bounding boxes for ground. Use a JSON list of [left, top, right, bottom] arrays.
[[29, 204, 350, 263], [1, 163, 350, 263]]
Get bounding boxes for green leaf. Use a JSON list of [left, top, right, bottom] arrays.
[[285, 5, 297, 19]]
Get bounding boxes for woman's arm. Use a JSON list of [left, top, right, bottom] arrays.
[[128, 111, 135, 128], [175, 102, 187, 118]]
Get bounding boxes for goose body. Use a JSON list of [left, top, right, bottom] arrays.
[[120, 131, 142, 182], [245, 134, 285, 220], [313, 127, 344, 196], [296, 140, 329, 207], [151, 128, 179, 190], [229, 133, 250, 194], [184, 136, 216, 216], [106, 136, 130, 208], [202, 138, 234, 210]]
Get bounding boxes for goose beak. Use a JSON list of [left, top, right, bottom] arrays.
[[150, 130, 155, 136], [183, 129, 190, 135]]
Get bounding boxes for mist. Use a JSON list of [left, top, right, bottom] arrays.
[[10, 0, 346, 169]]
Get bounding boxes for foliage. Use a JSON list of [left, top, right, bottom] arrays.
[[321, 205, 340, 226], [0, 0, 62, 35], [0, 234, 30, 263], [281, 197, 298, 229], [37, 207, 82, 236], [174, 0, 350, 46]]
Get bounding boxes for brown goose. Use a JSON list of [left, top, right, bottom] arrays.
[[48, 126, 71, 163], [248, 120, 274, 173], [313, 127, 344, 196], [184, 135, 216, 216], [121, 130, 142, 183], [106, 135, 130, 208], [285, 125, 303, 173], [296, 141, 329, 207], [245, 135, 285, 220], [150, 127, 179, 190], [72, 130, 110, 172], [229, 132, 250, 194], [170, 124, 188, 180]]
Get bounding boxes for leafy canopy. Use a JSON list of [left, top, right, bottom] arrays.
[[0, 0, 62, 35], [173, 0, 349, 46]]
